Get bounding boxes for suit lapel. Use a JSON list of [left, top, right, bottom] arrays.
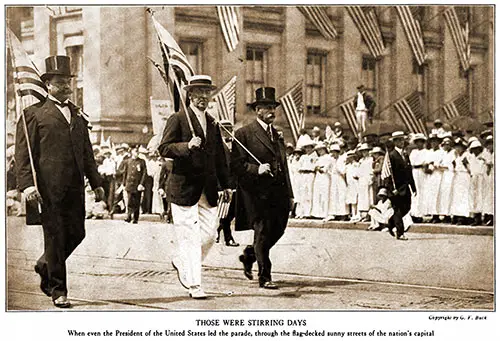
[[187, 108, 206, 140], [44, 98, 70, 126], [252, 120, 276, 155]]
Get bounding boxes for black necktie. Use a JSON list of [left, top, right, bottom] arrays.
[[267, 125, 273, 142], [55, 101, 69, 108]]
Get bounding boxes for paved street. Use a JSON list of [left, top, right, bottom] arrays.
[[6, 217, 494, 311]]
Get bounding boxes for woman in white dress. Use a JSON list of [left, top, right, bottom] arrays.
[[409, 134, 428, 222], [468, 140, 486, 226], [425, 134, 444, 223], [356, 143, 373, 221], [296, 140, 317, 218], [449, 139, 470, 225], [345, 151, 360, 222], [288, 148, 303, 217], [311, 142, 332, 218], [148, 153, 165, 215], [436, 138, 455, 223], [481, 136, 494, 225], [326, 144, 349, 221]]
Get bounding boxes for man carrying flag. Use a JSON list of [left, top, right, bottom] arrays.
[[158, 75, 231, 299], [383, 131, 416, 240], [15, 55, 104, 308]]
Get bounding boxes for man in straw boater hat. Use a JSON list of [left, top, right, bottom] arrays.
[[385, 131, 416, 240], [231, 87, 294, 289], [15, 55, 104, 308], [158, 75, 231, 299]]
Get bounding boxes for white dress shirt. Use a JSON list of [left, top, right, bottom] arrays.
[[356, 92, 367, 111], [256, 118, 273, 140], [190, 103, 207, 136], [49, 94, 71, 124]]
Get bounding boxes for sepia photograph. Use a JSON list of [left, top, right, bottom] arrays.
[[3, 2, 495, 327]]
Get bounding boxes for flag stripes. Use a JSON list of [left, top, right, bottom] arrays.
[[217, 6, 241, 52], [442, 93, 470, 120], [279, 81, 304, 144], [213, 76, 237, 124], [381, 151, 392, 181], [396, 6, 426, 66], [297, 6, 337, 40], [339, 100, 358, 137], [216, 190, 234, 219], [393, 91, 427, 135], [444, 7, 471, 71], [346, 6, 385, 58]]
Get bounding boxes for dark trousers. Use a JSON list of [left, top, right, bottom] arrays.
[[218, 198, 235, 243], [391, 191, 411, 237], [127, 191, 142, 222], [38, 187, 85, 300], [103, 175, 115, 211], [141, 176, 153, 214]]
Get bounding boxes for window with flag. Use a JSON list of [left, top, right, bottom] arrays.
[[66, 45, 84, 108], [362, 55, 377, 94], [246, 47, 268, 105], [179, 41, 203, 74], [305, 51, 326, 115]]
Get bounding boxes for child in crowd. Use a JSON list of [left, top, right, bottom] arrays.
[[367, 187, 394, 230]]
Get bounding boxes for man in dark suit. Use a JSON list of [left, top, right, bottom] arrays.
[[122, 146, 147, 223], [231, 87, 294, 289], [15, 55, 104, 308], [385, 131, 416, 240], [158, 75, 230, 299]]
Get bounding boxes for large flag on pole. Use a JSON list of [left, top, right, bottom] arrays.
[[7, 28, 47, 115], [393, 91, 427, 135], [339, 99, 358, 137], [381, 151, 393, 181], [396, 6, 426, 66], [212, 76, 237, 124], [216, 6, 241, 52], [279, 81, 304, 144], [442, 93, 470, 120], [346, 6, 385, 58], [297, 6, 337, 40], [151, 15, 195, 112], [444, 7, 471, 71]]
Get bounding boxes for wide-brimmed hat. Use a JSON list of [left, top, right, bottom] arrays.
[[286, 142, 294, 149], [183, 75, 217, 92], [370, 146, 384, 155], [434, 119, 443, 126], [469, 140, 482, 149], [346, 150, 356, 157], [442, 137, 453, 145], [485, 135, 493, 144], [312, 126, 321, 132], [334, 121, 342, 127], [377, 188, 389, 197], [428, 133, 442, 141], [390, 131, 406, 140], [358, 143, 371, 151], [329, 144, 341, 152], [480, 129, 492, 139], [250, 87, 281, 109], [40, 55, 75, 82], [314, 142, 328, 151], [412, 133, 427, 142]]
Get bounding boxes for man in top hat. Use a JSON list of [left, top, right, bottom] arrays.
[[231, 87, 294, 289], [158, 75, 230, 299], [353, 85, 376, 141], [15, 55, 104, 308], [385, 131, 416, 240]]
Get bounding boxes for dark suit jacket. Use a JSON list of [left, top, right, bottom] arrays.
[[352, 92, 376, 118], [123, 157, 147, 193], [15, 97, 101, 203], [386, 149, 416, 213], [231, 120, 293, 231], [158, 107, 229, 207]]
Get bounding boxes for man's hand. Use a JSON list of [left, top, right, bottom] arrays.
[[94, 187, 105, 202], [222, 188, 233, 203], [137, 184, 145, 192], [188, 136, 202, 150], [392, 189, 399, 196], [24, 186, 42, 204], [258, 163, 272, 176], [158, 188, 166, 197]]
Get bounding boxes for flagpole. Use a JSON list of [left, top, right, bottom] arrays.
[[7, 30, 41, 212]]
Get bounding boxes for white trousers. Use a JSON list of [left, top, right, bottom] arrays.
[[171, 191, 217, 288], [356, 109, 368, 134]]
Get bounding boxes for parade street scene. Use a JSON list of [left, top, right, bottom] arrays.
[[5, 5, 494, 311]]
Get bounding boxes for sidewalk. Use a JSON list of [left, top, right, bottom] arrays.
[[111, 214, 494, 236]]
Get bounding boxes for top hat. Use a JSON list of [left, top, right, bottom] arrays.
[[250, 87, 281, 109], [183, 75, 217, 92], [40, 55, 75, 82]]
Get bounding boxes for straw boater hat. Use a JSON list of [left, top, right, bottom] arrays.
[[358, 143, 371, 151], [412, 133, 427, 142], [390, 131, 406, 140], [40, 55, 75, 82], [370, 146, 384, 155], [183, 75, 217, 92], [377, 188, 389, 197], [434, 119, 443, 126], [250, 87, 281, 109], [346, 150, 356, 157], [329, 144, 341, 152], [442, 137, 453, 145]]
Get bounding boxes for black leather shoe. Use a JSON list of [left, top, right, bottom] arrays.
[[34, 265, 51, 297], [388, 228, 395, 237], [132, 220, 138, 224], [239, 255, 253, 280], [53, 295, 71, 308], [124, 217, 131, 223], [260, 281, 278, 289], [226, 240, 240, 247]]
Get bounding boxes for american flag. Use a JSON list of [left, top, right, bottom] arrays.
[[396, 6, 426, 66], [339, 100, 358, 137], [297, 6, 337, 40], [151, 15, 195, 112], [7, 28, 48, 113], [346, 6, 385, 58], [216, 190, 234, 219], [216, 6, 241, 52], [443, 7, 471, 71], [279, 81, 304, 144], [442, 93, 470, 120], [213, 76, 237, 124], [381, 151, 393, 181], [393, 91, 427, 135]]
